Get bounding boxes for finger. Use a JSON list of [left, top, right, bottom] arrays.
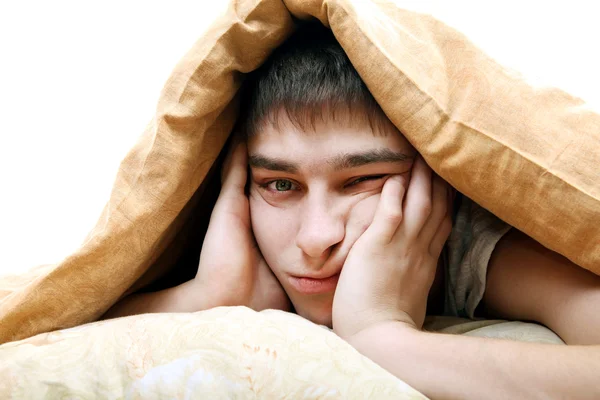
[[430, 183, 455, 255], [220, 138, 248, 195], [430, 213, 452, 257], [401, 156, 433, 239], [220, 135, 243, 183], [220, 137, 235, 184], [418, 173, 449, 241], [365, 175, 407, 244]]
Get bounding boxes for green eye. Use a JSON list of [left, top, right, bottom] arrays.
[[274, 180, 292, 191]]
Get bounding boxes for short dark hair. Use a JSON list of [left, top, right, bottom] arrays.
[[238, 21, 396, 137]]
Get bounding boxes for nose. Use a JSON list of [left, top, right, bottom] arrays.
[[295, 196, 345, 259]]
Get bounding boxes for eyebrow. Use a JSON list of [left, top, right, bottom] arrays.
[[248, 148, 413, 173]]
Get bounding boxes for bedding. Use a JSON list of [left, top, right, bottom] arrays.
[[0, 1, 597, 396], [2, 0, 597, 346], [0, 307, 563, 399]]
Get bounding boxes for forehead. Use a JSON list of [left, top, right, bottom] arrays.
[[247, 117, 415, 165]]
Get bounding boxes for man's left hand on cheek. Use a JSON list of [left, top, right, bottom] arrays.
[[332, 156, 453, 341]]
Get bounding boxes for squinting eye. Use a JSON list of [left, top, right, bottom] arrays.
[[347, 175, 385, 187], [268, 179, 294, 192]]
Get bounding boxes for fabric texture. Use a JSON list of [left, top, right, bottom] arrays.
[[0, 307, 563, 399], [445, 194, 513, 318], [0, 307, 425, 399], [1, 0, 598, 346]]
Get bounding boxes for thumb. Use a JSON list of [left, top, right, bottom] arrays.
[[365, 175, 407, 245]]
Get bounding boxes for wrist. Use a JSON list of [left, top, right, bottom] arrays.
[[101, 282, 199, 319], [343, 319, 421, 352], [333, 309, 420, 341], [181, 279, 222, 310]]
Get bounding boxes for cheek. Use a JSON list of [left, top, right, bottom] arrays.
[[346, 194, 380, 235], [249, 193, 297, 265]]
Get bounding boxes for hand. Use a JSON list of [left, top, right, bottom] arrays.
[[332, 156, 453, 339], [192, 138, 292, 312]]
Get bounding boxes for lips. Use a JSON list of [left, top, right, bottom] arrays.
[[288, 272, 340, 295]]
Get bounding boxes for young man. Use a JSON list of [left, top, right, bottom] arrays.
[[104, 23, 600, 398]]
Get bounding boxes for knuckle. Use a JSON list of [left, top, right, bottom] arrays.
[[384, 206, 403, 225], [418, 197, 432, 218], [385, 211, 403, 225], [385, 214, 402, 225]]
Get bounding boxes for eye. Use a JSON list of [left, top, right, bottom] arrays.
[[265, 179, 297, 192], [347, 175, 385, 187]]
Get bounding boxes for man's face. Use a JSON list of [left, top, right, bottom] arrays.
[[247, 116, 416, 327]]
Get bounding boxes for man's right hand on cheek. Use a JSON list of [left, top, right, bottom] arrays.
[[191, 138, 292, 312]]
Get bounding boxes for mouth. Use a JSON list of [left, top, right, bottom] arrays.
[[288, 272, 341, 295]]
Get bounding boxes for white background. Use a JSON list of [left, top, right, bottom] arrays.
[[0, 1, 598, 277]]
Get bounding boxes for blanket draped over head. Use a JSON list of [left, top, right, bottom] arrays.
[[1, 0, 599, 345]]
